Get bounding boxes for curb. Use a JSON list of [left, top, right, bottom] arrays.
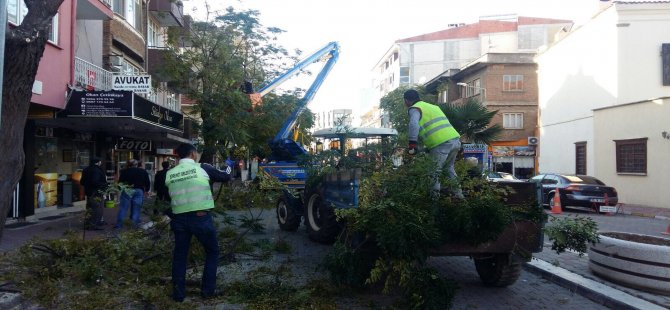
[[523, 259, 666, 310]]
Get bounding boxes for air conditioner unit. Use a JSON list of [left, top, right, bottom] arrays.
[[528, 136, 539, 146], [109, 55, 123, 67]]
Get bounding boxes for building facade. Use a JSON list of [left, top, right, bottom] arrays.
[[536, 1, 670, 207], [9, 0, 189, 219], [443, 53, 540, 179]]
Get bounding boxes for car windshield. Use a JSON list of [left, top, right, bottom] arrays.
[[563, 175, 605, 185], [499, 173, 517, 180], [488, 172, 503, 178]]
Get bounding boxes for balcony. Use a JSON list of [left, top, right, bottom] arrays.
[[149, 0, 184, 27], [148, 48, 172, 82], [74, 57, 113, 91], [76, 0, 113, 20]]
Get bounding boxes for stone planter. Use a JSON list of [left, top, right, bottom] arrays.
[[588, 232, 670, 294]]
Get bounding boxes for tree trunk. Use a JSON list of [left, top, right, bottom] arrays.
[[0, 0, 64, 241]]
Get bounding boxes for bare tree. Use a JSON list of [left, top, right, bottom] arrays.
[[0, 0, 64, 240]]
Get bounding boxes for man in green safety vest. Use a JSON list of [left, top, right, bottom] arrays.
[[404, 89, 465, 199], [166, 143, 231, 302]]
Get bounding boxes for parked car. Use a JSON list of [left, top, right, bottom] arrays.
[[528, 173, 618, 213], [485, 171, 524, 182]]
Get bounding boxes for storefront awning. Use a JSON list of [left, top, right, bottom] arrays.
[[39, 90, 184, 141]]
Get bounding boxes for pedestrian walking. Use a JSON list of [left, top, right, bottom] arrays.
[[80, 157, 108, 230], [115, 159, 150, 228], [166, 143, 231, 302], [404, 89, 464, 199]]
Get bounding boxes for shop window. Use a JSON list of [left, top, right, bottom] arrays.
[[575, 142, 586, 175], [615, 138, 647, 174]]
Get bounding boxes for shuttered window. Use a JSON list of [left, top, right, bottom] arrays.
[[615, 138, 647, 174], [575, 142, 586, 175]]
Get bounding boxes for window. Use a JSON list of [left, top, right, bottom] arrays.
[[615, 138, 647, 174], [438, 90, 447, 103], [575, 142, 586, 175], [113, 0, 124, 15], [112, 0, 141, 30], [399, 66, 410, 84], [8, 0, 59, 44], [503, 75, 524, 91], [503, 113, 523, 129], [48, 13, 59, 43], [148, 20, 159, 47], [461, 79, 481, 98]]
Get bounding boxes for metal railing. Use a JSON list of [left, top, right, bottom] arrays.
[[74, 57, 113, 91]]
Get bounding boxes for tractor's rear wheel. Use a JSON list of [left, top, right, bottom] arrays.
[[305, 186, 340, 244], [276, 197, 300, 231]]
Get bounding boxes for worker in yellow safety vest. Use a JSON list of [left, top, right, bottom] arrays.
[[404, 89, 464, 199], [166, 143, 230, 302]]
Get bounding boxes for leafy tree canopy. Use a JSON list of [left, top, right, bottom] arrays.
[[162, 7, 313, 162]]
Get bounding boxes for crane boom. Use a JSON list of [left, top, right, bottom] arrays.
[[259, 41, 340, 160], [255, 41, 340, 188]]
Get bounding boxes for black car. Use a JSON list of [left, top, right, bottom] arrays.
[[529, 173, 618, 213]]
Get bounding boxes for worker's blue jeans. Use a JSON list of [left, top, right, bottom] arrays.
[[429, 138, 464, 198], [115, 189, 144, 228], [170, 211, 219, 301]]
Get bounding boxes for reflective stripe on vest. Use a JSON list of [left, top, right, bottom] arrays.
[[166, 162, 214, 214], [412, 101, 460, 149]]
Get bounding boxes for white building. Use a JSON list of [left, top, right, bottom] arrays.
[[536, 1, 670, 207], [372, 15, 572, 100]]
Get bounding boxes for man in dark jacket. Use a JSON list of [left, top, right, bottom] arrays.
[[115, 159, 151, 228], [154, 161, 171, 202], [80, 157, 108, 230]]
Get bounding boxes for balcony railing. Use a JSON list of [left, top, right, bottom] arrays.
[[74, 57, 113, 91], [99, 0, 111, 7]]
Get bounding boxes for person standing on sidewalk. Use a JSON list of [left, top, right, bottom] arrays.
[[404, 89, 464, 199], [115, 159, 150, 228], [154, 161, 171, 202], [166, 143, 231, 302], [80, 157, 108, 230]]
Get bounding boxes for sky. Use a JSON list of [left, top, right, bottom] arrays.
[[183, 0, 602, 123]]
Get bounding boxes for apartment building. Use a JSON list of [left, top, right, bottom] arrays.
[[10, 0, 189, 219], [425, 53, 540, 178], [372, 15, 572, 102]]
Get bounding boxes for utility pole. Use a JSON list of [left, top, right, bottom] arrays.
[[0, 0, 6, 128]]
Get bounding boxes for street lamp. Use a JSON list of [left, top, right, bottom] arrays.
[[457, 82, 486, 101]]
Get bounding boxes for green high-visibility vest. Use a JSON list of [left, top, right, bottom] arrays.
[[166, 161, 214, 214], [412, 101, 460, 150]]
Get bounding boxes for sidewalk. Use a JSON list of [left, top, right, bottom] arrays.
[[1, 200, 154, 253], [616, 203, 670, 220]]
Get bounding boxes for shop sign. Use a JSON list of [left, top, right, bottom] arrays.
[[463, 144, 487, 153], [492, 146, 536, 157], [133, 95, 183, 131], [62, 90, 133, 117], [514, 146, 536, 156], [112, 75, 151, 94], [156, 148, 175, 155], [117, 139, 152, 151]]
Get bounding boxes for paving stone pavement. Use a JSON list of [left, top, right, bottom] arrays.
[[3, 203, 670, 309]]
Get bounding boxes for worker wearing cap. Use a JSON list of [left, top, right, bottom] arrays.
[[166, 143, 230, 302], [404, 89, 464, 199]]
